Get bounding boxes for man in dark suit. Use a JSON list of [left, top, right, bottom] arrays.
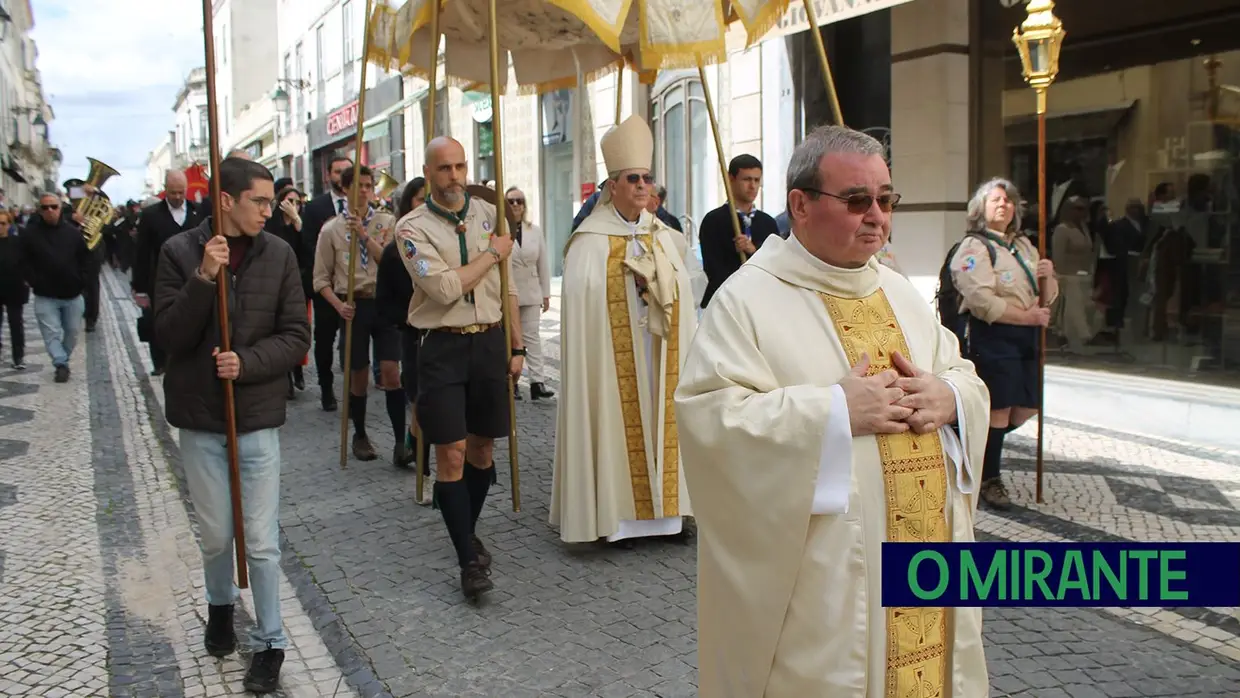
[[698, 154, 778, 308], [61, 178, 104, 332], [1093, 198, 1146, 343], [132, 170, 205, 374], [300, 154, 353, 411]]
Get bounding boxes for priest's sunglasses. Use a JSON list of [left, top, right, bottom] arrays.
[[620, 173, 655, 185], [798, 188, 902, 214]]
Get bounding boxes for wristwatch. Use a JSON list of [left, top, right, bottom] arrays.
[[511, 347, 526, 356], [486, 246, 501, 262]]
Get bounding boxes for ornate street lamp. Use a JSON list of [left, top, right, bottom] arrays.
[[1012, 0, 1065, 504], [271, 87, 290, 115]]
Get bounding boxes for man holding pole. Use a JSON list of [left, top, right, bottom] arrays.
[[152, 157, 310, 693], [395, 136, 523, 601]]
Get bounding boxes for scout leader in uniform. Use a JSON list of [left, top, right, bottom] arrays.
[[395, 136, 523, 601], [312, 164, 407, 465]]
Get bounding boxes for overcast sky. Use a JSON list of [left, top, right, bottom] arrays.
[[30, 0, 205, 202]]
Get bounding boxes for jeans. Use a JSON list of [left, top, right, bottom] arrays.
[[179, 428, 288, 650], [32, 295, 84, 367]]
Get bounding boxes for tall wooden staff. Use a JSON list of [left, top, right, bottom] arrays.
[[487, 0, 522, 512], [200, 0, 247, 588], [414, 0, 443, 506], [339, 0, 378, 469]]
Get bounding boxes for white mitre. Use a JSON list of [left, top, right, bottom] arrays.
[[601, 115, 654, 177]]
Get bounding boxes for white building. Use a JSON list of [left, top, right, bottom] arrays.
[[143, 132, 175, 197], [0, 1, 58, 205], [171, 68, 209, 170], [211, 0, 278, 148]]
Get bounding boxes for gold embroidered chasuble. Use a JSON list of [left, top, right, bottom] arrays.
[[550, 204, 697, 544], [673, 234, 991, 698]]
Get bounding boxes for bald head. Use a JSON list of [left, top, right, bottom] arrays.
[[423, 137, 468, 207], [227, 149, 251, 161], [165, 170, 188, 208]]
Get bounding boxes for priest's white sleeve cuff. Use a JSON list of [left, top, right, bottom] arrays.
[[811, 384, 853, 515], [938, 381, 975, 496]]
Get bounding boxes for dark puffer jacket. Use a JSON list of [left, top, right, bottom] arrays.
[[153, 219, 310, 434]]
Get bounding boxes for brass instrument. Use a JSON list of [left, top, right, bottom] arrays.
[[76, 158, 121, 251], [80, 192, 115, 251], [374, 169, 400, 202]]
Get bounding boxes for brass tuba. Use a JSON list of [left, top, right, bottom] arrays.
[[374, 169, 400, 202], [76, 158, 121, 250]]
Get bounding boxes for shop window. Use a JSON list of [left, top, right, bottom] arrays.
[[475, 118, 495, 184], [652, 76, 710, 242]]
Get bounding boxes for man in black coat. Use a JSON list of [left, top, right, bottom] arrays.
[[132, 170, 205, 374], [698, 154, 779, 308], [21, 192, 92, 382], [299, 154, 354, 411]]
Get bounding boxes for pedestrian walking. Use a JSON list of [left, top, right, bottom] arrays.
[[0, 208, 29, 369], [20, 192, 91, 382], [152, 157, 310, 694], [396, 136, 523, 601]]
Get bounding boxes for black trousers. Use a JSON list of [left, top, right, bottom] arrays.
[[83, 264, 101, 327], [0, 300, 24, 363], [312, 295, 342, 389]]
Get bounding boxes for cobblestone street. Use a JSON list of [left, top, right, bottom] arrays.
[[0, 266, 1238, 697]]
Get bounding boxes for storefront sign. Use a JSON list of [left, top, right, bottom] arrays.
[[762, 0, 916, 39], [581, 182, 595, 201], [326, 100, 360, 137]]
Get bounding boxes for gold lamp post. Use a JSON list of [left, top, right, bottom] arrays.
[[1012, 0, 1065, 505]]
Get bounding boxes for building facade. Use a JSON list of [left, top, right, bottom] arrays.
[[0, 0, 58, 205], [169, 68, 208, 172]]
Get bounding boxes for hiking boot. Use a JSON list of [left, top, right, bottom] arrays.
[[979, 478, 1012, 510], [203, 604, 237, 658], [460, 561, 494, 600], [472, 535, 492, 570], [531, 382, 555, 400], [352, 435, 377, 461], [54, 365, 69, 383], [243, 647, 284, 694]]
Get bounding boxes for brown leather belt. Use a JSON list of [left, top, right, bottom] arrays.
[[434, 322, 499, 335]]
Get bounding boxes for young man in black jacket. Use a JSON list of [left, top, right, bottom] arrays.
[[21, 192, 91, 382], [153, 157, 310, 694], [697, 154, 779, 308]]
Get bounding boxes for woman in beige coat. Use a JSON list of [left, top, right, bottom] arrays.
[[504, 187, 554, 400]]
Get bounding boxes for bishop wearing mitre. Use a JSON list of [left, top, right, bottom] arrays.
[[674, 124, 990, 697], [550, 115, 696, 546]]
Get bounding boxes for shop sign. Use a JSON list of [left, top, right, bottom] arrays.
[[581, 182, 596, 201], [327, 100, 360, 137]]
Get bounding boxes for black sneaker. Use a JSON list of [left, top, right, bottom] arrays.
[[54, 365, 69, 383], [243, 647, 284, 694], [203, 604, 237, 657]]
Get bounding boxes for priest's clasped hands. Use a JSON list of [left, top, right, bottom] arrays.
[[839, 351, 957, 437]]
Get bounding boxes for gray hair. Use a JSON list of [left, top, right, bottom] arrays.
[[966, 177, 1022, 235], [786, 125, 886, 195]]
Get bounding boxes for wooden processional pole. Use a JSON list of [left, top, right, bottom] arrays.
[[414, 0, 442, 505], [339, 0, 378, 469], [486, 0, 522, 512], [200, 0, 247, 588]]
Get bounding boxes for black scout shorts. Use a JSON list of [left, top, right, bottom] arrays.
[[416, 324, 510, 445], [966, 317, 1040, 411], [337, 298, 401, 371]]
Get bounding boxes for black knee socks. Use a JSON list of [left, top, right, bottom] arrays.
[[434, 480, 476, 567], [982, 427, 1006, 482], [464, 461, 495, 531], [349, 394, 367, 438], [384, 389, 405, 443]]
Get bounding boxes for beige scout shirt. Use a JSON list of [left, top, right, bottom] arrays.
[[950, 229, 1057, 324], [395, 197, 517, 329], [312, 211, 397, 298]]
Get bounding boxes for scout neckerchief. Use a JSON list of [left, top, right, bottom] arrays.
[[342, 205, 376, 268], [426, 192, 474, 302], [980, 229, 1038, 295]]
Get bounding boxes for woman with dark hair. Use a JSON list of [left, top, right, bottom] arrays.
[[376, 177, 431, 482], [265, 185, 310, 397]]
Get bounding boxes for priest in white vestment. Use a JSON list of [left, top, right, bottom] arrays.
[[674, 125, 991, 698], [550, 115, 696, 545]]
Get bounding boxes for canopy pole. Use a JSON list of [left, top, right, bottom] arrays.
[[614, 66, 624, 125], [802, 0, 844, 125], [697, 60, 746, 261], [339, 0, 377, 469], [415, 0, 442, 505], [487, 0, 521, 512]]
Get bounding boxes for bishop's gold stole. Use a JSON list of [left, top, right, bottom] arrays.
[[605, 234, 681, 519], [820, 290, 950, 698]]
